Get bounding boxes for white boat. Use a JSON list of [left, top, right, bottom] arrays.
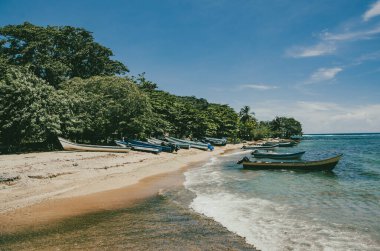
[[58, 137, 130, 153]]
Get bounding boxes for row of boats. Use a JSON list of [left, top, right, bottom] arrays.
[[238, 140, 342, 171], [58, 137, 342, 171], [58, 136, 224, 154]]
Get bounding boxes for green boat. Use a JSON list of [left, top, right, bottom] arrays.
[[237, 154, 342, 171]]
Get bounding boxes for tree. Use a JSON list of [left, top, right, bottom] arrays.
[[0, 22, 128, 88], [61, 76, 152, 142], [0, 65, 69, 146], [238, 106, 257, 140], [270, 116, 302, 138], [131, 72, 158, 91]]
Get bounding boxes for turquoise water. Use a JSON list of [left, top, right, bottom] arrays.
[[185, 134, 380, 250]]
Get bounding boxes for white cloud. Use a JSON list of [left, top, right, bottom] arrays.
[[251, 100, 380, 133], [239, 84, 278, 90], [307, 67, 343, 83], [363, 0, 380, 21], [297, 101, 342, 111], [286, 1, 380, 58], [322, 25, 380, 41], [286, 42, 336, 58]]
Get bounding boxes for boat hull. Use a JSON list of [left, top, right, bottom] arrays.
[[278, 142, 296, 147], [130, 140, 175, 153], [242, 145, 278, 150], [115, 141, 161, 154], [241, 154, 342, 171], [59, 138, 130, 153], [166, 137, 210, 150]]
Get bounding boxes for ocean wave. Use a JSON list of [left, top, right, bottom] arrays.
[[184, 155, 379, 251], [187, 191, 378, 251]]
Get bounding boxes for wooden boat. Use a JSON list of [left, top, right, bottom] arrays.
[[237, 154, 342, 171], [166, 137, 212, 151], [278, 141, 297, 147], [203, 137, 227, 146], [148, 138, 183, 150], [251, 150, 305, 160], [161, 138, 191, 149], [129, 140, 177, 153], [242, 144, 279, 150], [58, 137, 130, 153], [262, 142, 279, 146], [115, 140, 161, 154]]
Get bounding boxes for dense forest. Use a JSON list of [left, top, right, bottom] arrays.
[[0, 22, 302, 151]]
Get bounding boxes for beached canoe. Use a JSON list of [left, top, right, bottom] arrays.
[[242, 144, 279, 150], [237, 154, 342, 171], [163, 138, 191, 149], [130, 140, 177, 153], [115, 140, 161, 154], [251, 150, 305, 160], [147, 138, 182, 151], [203, 137, 227, 146], [166, 137, 213, 151], [58, 137, 130, 153]]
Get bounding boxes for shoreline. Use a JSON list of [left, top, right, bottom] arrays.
[[0, 143, 245, 233]]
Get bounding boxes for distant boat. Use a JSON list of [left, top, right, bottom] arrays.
[[166, 137, 213, 151], [251, 150, 305, 160], [115, 140, 161, 154], [278, 141, 297, 147], [242, 144, 279, 150], [237, 154, 342, 171], [58, 137, 130, 153]]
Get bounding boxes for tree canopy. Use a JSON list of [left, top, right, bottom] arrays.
[[61, 76, 152, 143], [0, 65, 69, 146], [0, 22, 128, 88]]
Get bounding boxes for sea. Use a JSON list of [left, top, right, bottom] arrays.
[[2, 133, 380, 250], [184, 133, 380, 250]]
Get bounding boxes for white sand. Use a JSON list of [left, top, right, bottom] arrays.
[[0, 144, 243, 214]]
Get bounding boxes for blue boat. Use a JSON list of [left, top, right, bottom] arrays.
[[166, 137, 214, 151], [203, 137, 227, 146], [242, 144, 279, 150], [149, 138, 190, 150], [115, 140, 161, 154], [130, 140, 177, 153]]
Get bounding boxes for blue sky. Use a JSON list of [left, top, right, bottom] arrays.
[[1, 0, 380, 133]]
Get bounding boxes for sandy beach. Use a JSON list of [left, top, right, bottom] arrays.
[[0, 144, 243, 233]]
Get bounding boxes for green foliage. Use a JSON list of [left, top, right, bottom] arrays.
[[0, 22, 128, 88], [61, 76, 152, 143], [0, 65, 69, 146], [135, 75, 239, 139], [270, 116, 303, 138], [238, 106, 257, 140], [251, 121, 272, 140]]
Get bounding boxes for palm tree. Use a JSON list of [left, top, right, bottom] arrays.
[[239, 106, 256, 123]]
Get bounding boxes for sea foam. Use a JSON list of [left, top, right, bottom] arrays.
[[184, 157, 379, 251]]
